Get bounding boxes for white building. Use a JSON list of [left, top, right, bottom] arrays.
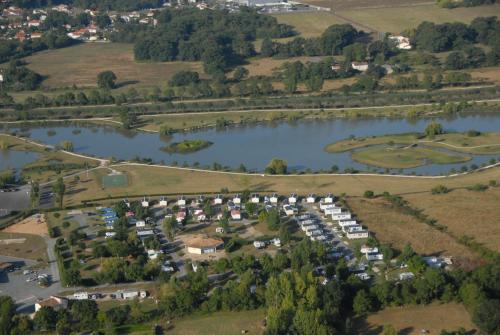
[[351, 62, 369, 72], [251, 194, 260, 203], [399, 272, 415, 280], [288, 193, 298, 204], [214, 194, 223, 205], [306, 194, 316, 203], [141, 198, 149, 208], [346, 230, 369, 239], [332, 213, 352, 220], [325, 207, 342, 215], [389, 35, 412, 50], [177, 196, 186, 206], [324, 193, 334, 204], [35, 296, 68, 312], [253, 240, 266, 249], [233, 194, 241, 205], [231, 209, 241, 220], [159, 197, 168, 207], [73, 292, 88, 300], [136, 220, 146, 228], [185, 235, 224, 254]]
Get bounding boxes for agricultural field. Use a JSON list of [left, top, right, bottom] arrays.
[[20, 43, 204, 90], [336, 3, 500, 33], [354, 303, 476, 335], [346, 196, 481, 267], [405, 188, 500, 252]]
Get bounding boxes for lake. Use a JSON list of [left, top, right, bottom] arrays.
[[4, 113, 500, 175]]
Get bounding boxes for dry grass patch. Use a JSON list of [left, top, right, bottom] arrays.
[[337, 4, 500, 33], [354, 303, 476, 335], [21, 43, 204, 89], [0, 231, 48, 261], [63, 164, 500, 206], [298, 0, 431, 10], [405, 188, 500, 252], [346, 196, 480, 267]]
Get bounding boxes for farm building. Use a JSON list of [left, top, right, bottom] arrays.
[[185, 235, 224, 254]]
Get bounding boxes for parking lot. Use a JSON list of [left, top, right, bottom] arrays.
[[0, 255, 61, 312]]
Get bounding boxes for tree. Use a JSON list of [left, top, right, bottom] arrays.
[[261, 37, 275, 57], [353, 290, 373, 315], [33, 306, 57, 331], [233, 66, 249, 82], [266, 208, 281, 231], [30, 181, 40, 208], [424, 122, 444, 137], [0, 296, 16, 335], [52, 177, 65, 208], [473, 298, 500, 334], [383, 324, 397, 335], [163, 217, 177, 241], [71, 300, 98, 331], [97, 71, 117, 90], [265, 158, 288, 175]]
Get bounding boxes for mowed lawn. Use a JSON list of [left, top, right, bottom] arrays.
[[337, 3, 500, 33], [272, 12, 348, 37], [346, 196, 480, 267], [354, 303, 476, 335], [405, 188, 500, 252], [22, 43, 204, 89]]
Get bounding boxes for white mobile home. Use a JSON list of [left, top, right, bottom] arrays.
[[319, 203, 337, 211], [346, 230, 369, 239], [306, 194, 316, 203], [141, 198, 149, 208], [302, 224, 319, 232], [332, 213, 352, 220], [325, 207, 342, 215], [251, 194, 260, 203], [233, 194, 241, 205], [159, 197, 168, 207], [213, 194, 223, 205], [324, 193, 334, 203], [338, 219, 357, 227], [177, 196, 186, 206], [73, 292, 88, 300], [288, 193, 298, 204], [253, 240, 266, 249]]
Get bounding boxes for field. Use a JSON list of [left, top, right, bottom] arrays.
[[272, 12, 348, 37], [351, 146, 471, 168], [3, 214, 48, 236], [21, 43, 204, 89], [346, 196, 480, 267], [297, 0, 431, 10], [160, 310, 265, 335], [0, 232, 48, 262], [405, 188, 500, 252], [354, 303, 476, 335], [336, 3, 500, 33], [62, 163, 500, 205]]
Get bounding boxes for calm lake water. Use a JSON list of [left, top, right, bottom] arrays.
[[3, 113, 500, 175], [0, 150, 39, 173]]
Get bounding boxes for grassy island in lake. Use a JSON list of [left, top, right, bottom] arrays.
[[161, 140, 213, 154]]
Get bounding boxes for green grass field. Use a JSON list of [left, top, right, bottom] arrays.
[[351, 146, 471, 168], [337, 3, 500, 33], [0, 232, 48, 262], [325, 132, 500, 155], [272, 12, 348, 37], [21, 43, 204, 90]]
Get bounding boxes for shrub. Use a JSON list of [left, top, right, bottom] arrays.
[[363, 190, 375, 198], [431, 185, 450, 194], [467, 184, 488, 192]]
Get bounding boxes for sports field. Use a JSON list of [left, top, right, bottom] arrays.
[[22, 43, 204, 89], [355, 303, 476, 335]]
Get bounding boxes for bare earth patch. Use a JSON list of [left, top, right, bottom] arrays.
[[4, 214, 48, 237]]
